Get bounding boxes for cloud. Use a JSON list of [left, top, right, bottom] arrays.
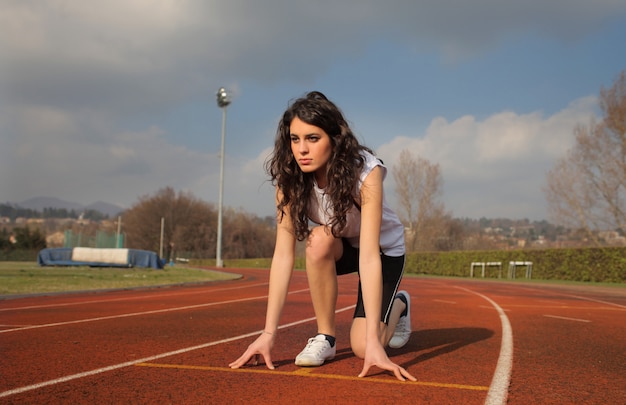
[[0, 86, 602, 220], [3, 1, 625, 105], [0, 1, 622, 220], [3, 1, 621, 115], [1, 103, 209, 207], [224, 147, 276, 215], [376, 96, 597, 219]]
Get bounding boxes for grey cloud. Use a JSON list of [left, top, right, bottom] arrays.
[[1, 1, 623, 217], [3, 1, 624, 110]]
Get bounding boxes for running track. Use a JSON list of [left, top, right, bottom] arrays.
[[1, 268, 625, 404]]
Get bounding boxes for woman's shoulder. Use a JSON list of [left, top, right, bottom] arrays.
[[355, 150, 387, 189], [359, 149, 385, 173]]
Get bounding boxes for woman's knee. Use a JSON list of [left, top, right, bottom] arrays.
[[350, 318, 366, 358], [350, 318, 389, 358], [306, 227, 341, 263]]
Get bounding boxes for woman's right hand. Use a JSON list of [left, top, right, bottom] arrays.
[[228, 332, 276, 370]]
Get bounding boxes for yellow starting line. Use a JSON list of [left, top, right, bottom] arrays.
[[135, 362, 488, 391]]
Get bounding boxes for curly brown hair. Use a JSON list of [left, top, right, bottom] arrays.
[[265, 91, 372, 241]]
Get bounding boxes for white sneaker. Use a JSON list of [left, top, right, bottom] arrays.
[[294, 334, 336, 366], [389, 290, 411, 348]]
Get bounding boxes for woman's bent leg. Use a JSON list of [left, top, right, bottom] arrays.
[[305, 226, 343, 336], [349, 293, 406, 358], [294, 227, 343, 367]]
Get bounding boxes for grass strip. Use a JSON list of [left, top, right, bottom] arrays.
[[0, 262, 240, 296]]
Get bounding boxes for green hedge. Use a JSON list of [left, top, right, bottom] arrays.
[[405, 247, 626, 283], [116, 247, 626, 284], [0, 249, 39, 261], [17, 248, 626, 283], [224, 247, 626, 283]]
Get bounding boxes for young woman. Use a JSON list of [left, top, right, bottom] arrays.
[[229, 91, 415, 382]]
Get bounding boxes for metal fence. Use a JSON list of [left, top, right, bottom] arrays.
[[63, 230, 124, 248]]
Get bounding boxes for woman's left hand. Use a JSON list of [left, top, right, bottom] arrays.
[[358, 341, 416, 382]]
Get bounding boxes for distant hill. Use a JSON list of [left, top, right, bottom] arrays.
[[84, 201, 125, 217], [16, 197, 124, 217]]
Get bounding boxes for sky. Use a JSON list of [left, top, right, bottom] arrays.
[[2, 1, 626, 221]]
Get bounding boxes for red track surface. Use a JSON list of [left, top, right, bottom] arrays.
[[1, 268, 625, 404]]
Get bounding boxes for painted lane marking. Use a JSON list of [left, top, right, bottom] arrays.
[[500, 304, 623, 311], [455, 287, 512, 405], [543, 314, 591, 323], [0, 305, 354, 399], [0, 296, 270, 333], [0, 282, 270, 312], [564, 294, 626, 309], [433, 299, 457, 304], [478, 305, 510, 312], [134, 362, 489, 391], [515, 286, 626, 309], [0, 288, 310, 334]]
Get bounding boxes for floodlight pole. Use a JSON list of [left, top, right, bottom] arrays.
[[215, 87, 231, 268]]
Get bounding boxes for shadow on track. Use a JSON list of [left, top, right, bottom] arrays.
[[392, 327, 494, 368], [247, 328, 493, 370]]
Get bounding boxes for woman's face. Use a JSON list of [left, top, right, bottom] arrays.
[[289, 116, 333, 186]]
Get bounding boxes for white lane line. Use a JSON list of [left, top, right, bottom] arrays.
[[543, 314, 591, 323], [455, 287, 512, 405], [479, 305, 510, 312], [0, 288, 310, 334], [0, 282, 270, 312], [564, 294, 626, 309], [0, 304, 355, 399], [433, 299, 456, 304], [515, 286, 626, 309]]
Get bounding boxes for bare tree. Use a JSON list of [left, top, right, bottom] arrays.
[[392, 150, 449, 251], [545, 70, 626, 243], [123, 187, 217, 259], [122, 187, 276, 260], [223, 208, 276, 259], [393, 149, 419, 232]]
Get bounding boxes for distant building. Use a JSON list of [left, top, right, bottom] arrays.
[[598, 230, 626, 246]]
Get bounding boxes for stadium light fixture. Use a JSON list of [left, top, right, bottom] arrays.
[[215, 87, 230, 267]]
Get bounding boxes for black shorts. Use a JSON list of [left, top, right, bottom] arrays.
[[335, 238, 405, 324]]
